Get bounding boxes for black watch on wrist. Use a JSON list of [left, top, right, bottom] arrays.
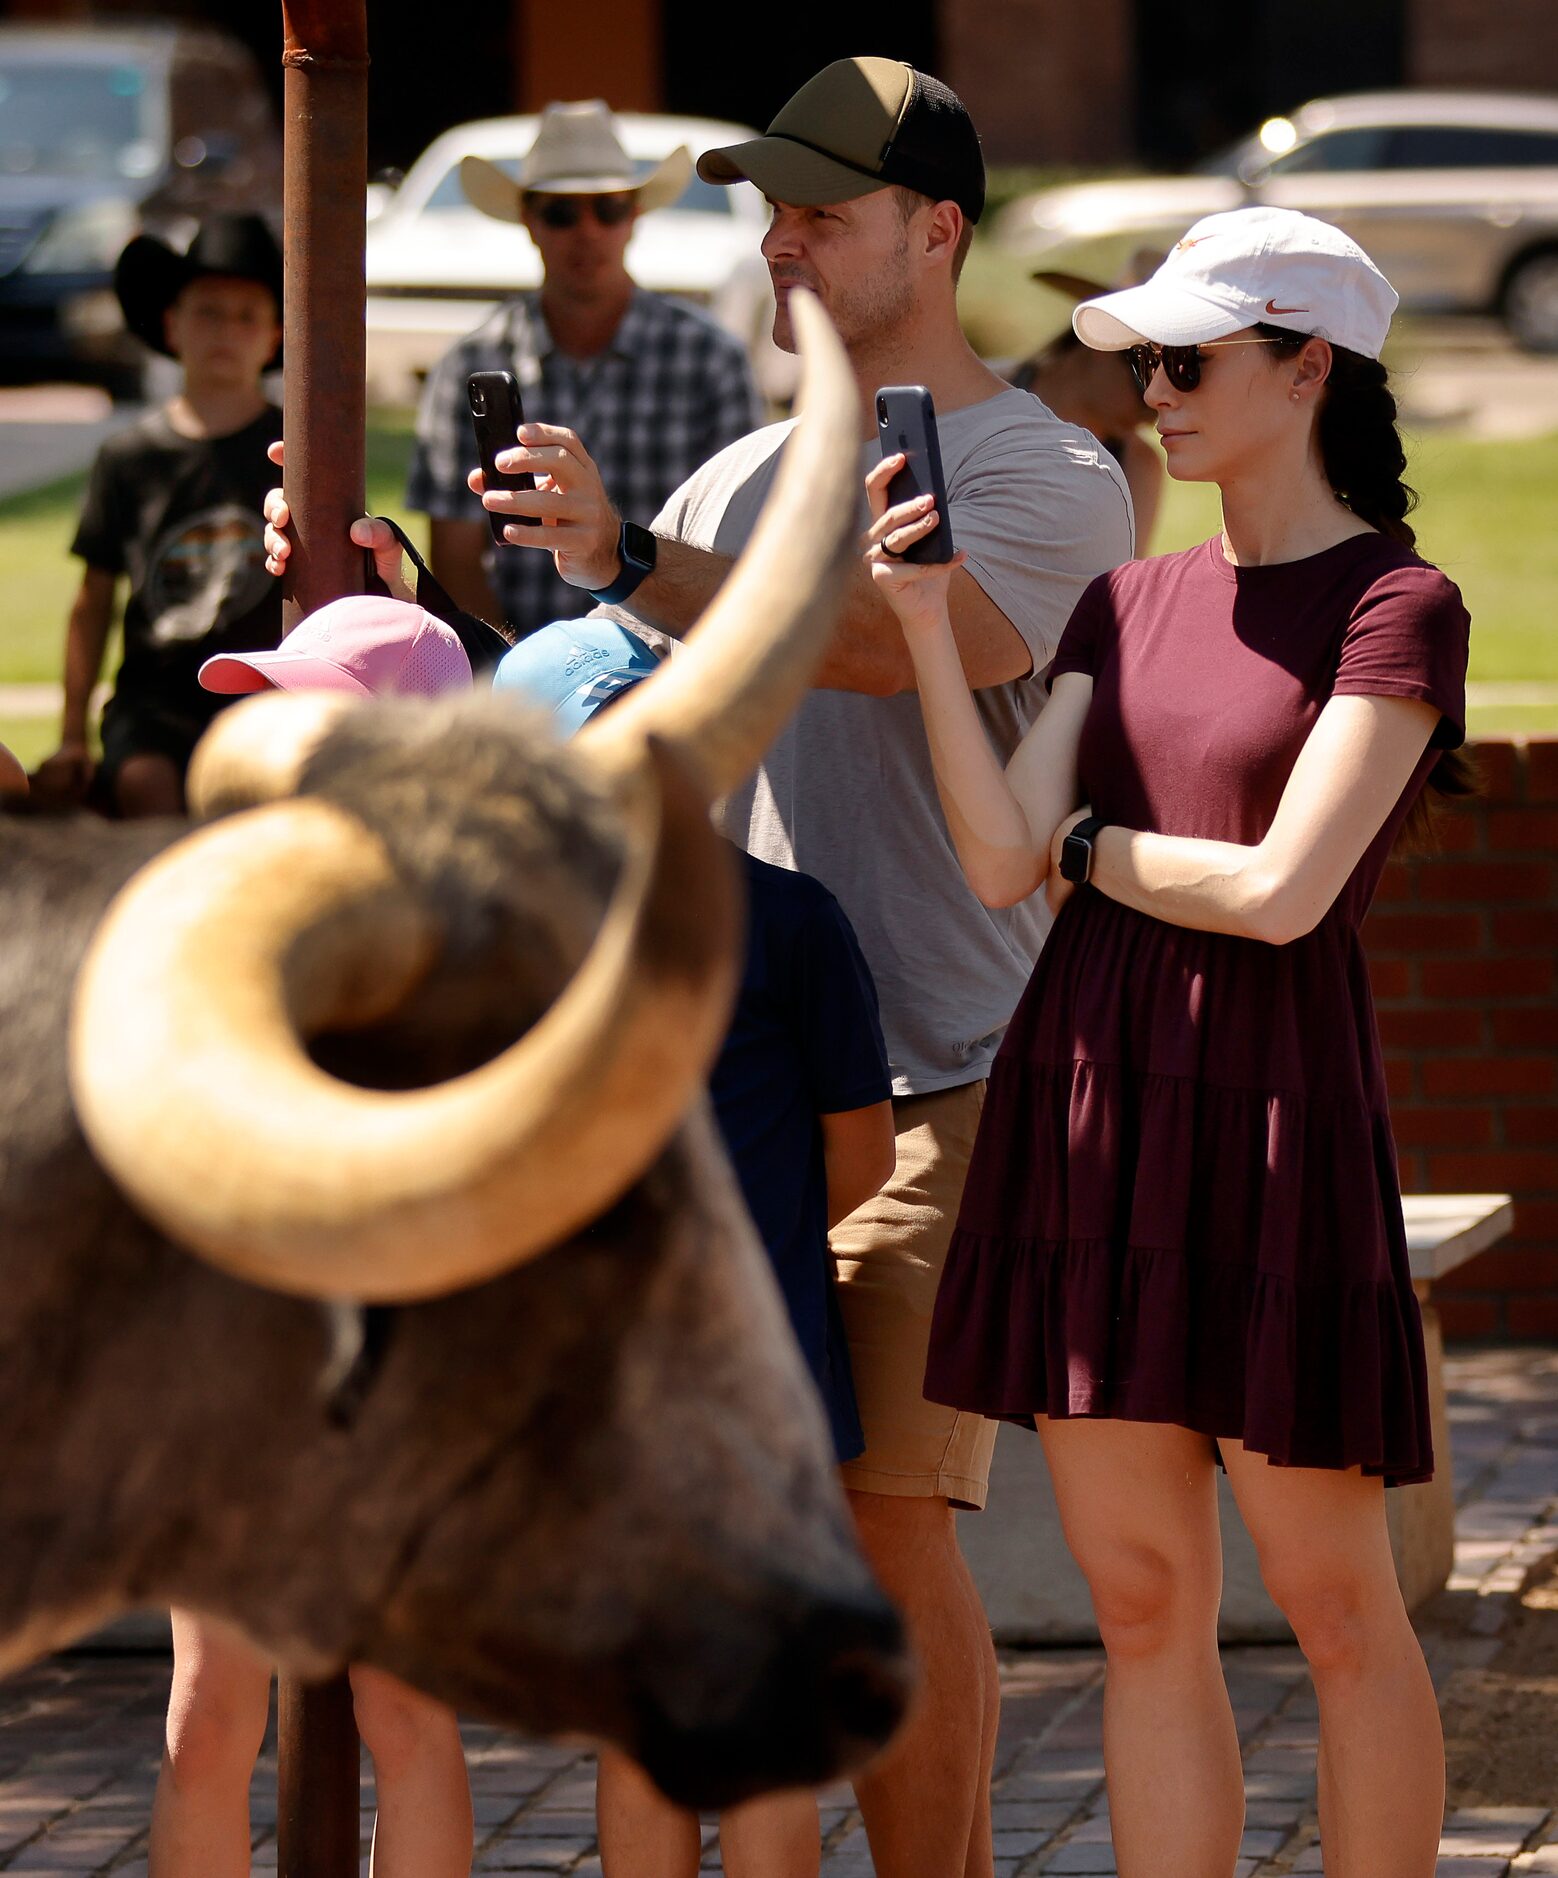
[[1058, 815, 1108, 885], [588, 520, 657, 606]]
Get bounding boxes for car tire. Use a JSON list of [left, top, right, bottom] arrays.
[[1502, 248, 1558, 354]]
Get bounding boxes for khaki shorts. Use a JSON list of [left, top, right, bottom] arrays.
[[830, 1079, 998, 1511]]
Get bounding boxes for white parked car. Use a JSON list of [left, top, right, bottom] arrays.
[[996, 91, 1558, 351], [364, 111, 791, 403]]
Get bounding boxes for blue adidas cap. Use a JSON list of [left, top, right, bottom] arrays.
[[493, 618, 661, 736]]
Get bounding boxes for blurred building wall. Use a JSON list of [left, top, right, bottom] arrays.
[[516, 0, 660, 114], [941, 0, 1133, 167], [3, 3, 1555, 173], [1410, 0, 1558, 91]]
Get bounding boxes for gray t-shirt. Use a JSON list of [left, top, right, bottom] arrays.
[[603, 384, 1135, 1095]]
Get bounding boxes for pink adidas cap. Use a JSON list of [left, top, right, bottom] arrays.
[[199, 595, 472, 699]]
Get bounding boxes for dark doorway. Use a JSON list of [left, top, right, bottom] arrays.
[[1133, 0, 1406, 168], [662, 7, 940, 133]]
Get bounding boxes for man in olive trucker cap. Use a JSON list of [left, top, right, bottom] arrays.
[[340, 57, 1134, 1877]]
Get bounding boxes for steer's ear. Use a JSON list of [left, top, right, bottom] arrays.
[[187, 691, 359, 820]]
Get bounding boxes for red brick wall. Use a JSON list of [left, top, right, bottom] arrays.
[[1366, 736, 1558, 1340]]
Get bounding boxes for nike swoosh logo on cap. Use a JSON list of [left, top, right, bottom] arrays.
[[1265, 299, 1309, 315]]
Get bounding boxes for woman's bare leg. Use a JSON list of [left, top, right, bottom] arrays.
[[349, 1665, 472, 1878], [148, 1611, 272, 1878], [1039, 1419, 1244, 1878], [1222, 1441, 1443, 1878], [594, 1747, 702, 1878]]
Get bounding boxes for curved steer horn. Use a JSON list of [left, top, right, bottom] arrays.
[[581, 289, 860, 796], [69, 740, 739, 1301], [186, 690, 358, 821]]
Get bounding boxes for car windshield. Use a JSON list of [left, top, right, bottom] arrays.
[[0, 59, 157, 180], [423, 157, 732, 216]]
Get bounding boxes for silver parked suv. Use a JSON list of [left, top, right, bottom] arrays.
[[997, 91, 1558, 352]]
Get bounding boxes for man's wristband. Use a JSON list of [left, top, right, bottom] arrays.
[[588, 520, 657, 606]]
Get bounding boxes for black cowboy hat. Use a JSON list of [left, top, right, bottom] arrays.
[[114, 214, 283, 365]]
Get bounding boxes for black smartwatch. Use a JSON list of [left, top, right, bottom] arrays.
[[588, 520, 657, 606], [1058, 816, 1108, 885]]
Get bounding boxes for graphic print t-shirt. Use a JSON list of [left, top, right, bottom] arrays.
[[71, 405, 283, 702]]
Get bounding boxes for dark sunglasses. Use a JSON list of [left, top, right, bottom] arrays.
[[530, 193, 636, 231], [1127, 336, 1289, 395]]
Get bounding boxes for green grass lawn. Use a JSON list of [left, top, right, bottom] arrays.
[[2, 404, 1554, 745]]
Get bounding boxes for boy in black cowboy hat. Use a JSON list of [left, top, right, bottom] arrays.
[[34, 214, 283, 818]]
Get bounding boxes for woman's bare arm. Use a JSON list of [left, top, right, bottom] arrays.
[[864, 457, 1089, 907], [1066, 692, 1441, 944]]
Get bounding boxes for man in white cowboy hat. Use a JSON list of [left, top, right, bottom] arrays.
[[405, 98, 760, 639]]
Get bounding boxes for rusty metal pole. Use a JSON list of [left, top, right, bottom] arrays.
[[274, 4, 369, 1872], [279, 0, 369, 631], [276, 1674, 361, 1875]]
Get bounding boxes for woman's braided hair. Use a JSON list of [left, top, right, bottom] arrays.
[[1253, 321, 1476, 831], [1254, 320, 1418, 543]]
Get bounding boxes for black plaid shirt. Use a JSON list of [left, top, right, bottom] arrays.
[[405, 288, 762, 638]]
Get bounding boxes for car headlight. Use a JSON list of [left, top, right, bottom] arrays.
[[21, 197, 139, 277]]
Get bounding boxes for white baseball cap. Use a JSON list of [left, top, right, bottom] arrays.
[[1072, 206, 1399, 361]]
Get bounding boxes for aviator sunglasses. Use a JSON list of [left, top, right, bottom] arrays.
[[1128, 336, 1290, 395], [529, 192, 637, 231]]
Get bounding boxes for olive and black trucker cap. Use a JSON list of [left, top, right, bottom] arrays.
[[697, 56, 985, 224]]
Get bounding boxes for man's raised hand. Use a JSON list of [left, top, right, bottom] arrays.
[[473, 423, 622, 593]]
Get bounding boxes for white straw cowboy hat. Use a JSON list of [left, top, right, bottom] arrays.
[[461, 100, 692, 224]]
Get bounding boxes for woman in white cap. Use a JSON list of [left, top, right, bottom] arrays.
[[864, 206, 1470, 1878]]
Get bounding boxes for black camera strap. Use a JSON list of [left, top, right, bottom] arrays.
[[363, 515, 514, 677]]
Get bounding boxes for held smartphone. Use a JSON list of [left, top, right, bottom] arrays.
[[875, 384, 954, 565], [467, 370, 538, 544]]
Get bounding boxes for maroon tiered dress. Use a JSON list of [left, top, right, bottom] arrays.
[[925, 534, 1470, 1484]]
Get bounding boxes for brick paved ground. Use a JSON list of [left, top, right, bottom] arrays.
[[2, 1347, 1554, 1877]]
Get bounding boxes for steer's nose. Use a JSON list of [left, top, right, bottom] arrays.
[[635, 1582, 916, 1811]]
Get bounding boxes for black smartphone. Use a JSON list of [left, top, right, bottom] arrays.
[[467, 369, 537, 544], [875, 384, 954, 565]]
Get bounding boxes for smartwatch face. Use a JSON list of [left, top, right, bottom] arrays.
[[1059, 831, 1090, 884], [621, 521, 656, 574]]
